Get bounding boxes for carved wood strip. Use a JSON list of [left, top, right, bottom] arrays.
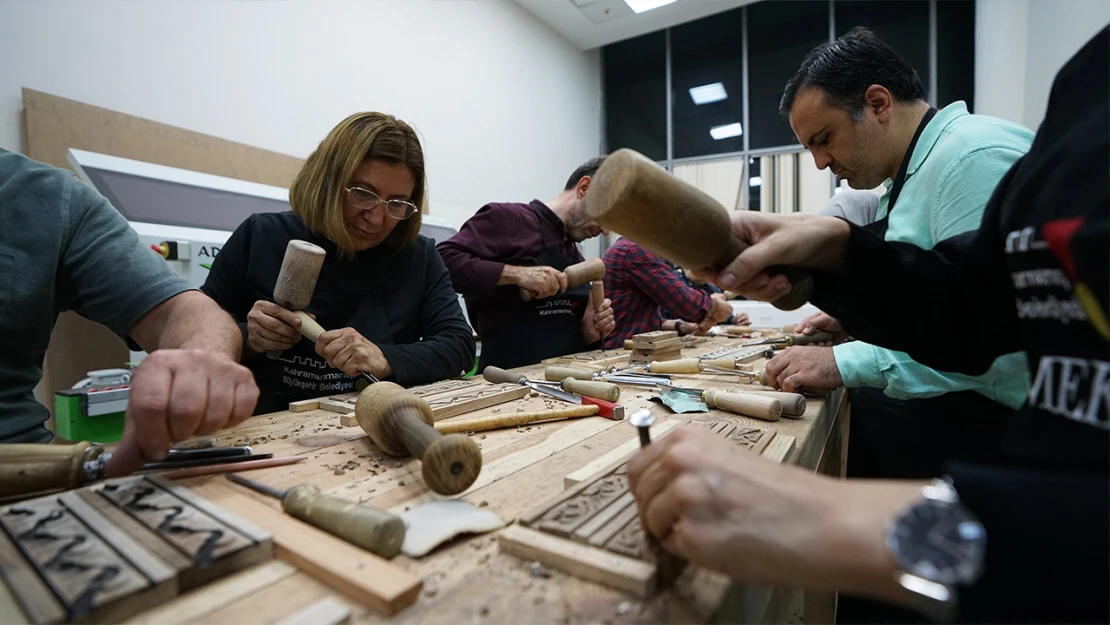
[[571, 492, 634, 544], [0, 521, 65, 624], [585, 500, 640, 548], [726, 427, 775, 455], [406, 379, 479, 398], [424, 384, 530, 422], [97, 478, 252, 566], [603, 516, 646, 560], [318, 399, 355, 414]]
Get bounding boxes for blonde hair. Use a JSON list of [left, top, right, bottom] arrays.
[[290, 112, 425, 257]]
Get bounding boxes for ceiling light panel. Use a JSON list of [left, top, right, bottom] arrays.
[[710, 122, 743, 140], [689, 82, 727, 105]]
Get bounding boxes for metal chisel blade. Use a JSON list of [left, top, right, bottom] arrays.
[[529, 382, 583, 404]]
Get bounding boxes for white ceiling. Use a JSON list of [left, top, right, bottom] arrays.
[[514, 0, 757, 50]]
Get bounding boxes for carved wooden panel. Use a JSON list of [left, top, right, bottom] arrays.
[[407, 379, 479, 398], [542, 350, 629, 369], [96, 479, 252, 567], [698, 345, 767, 363], [0, 496, 167, 623], [423, 384, 530, 421]]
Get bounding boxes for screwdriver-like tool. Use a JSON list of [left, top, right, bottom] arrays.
[[227, 473, 405, 558], [743, 331, 836, 347]]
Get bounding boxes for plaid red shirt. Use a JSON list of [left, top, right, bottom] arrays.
[[601, 238, 713, 348]]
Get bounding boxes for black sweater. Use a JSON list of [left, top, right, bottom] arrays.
[[812, 28, 1108, 622], [202, 212, 475, 414]]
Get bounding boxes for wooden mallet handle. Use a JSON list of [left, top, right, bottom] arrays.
[[355, 382, 482, 496], [592, 281, 605, 312], [268, 240, 326, 359], [519, 258, 606, 301], [585, 149, 813, 311], [701, 389, 782, 421]]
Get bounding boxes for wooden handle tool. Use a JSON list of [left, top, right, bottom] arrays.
[[755, 369, 830, 397], [724, 386, 807, 417], [294, 310, 327, 342], [520, 258, 606, 301], [0, 442, 106, 497], [699, 358, 737, 369], [227, 474, 405, 558], [786, 331, 836, 346], [646, 359, 702, 374], [435, 405, 600, 435], [585, 149, 813, 311], [355, 382, 482, 495], [268, 239, 326, 358], [560, 378, 621, 402], [483, 366, 625, 419], [592, 280, 605, 312], [701, 389, 782, 421], [481, 366, 529, 386], [544, 366, 599, 382]]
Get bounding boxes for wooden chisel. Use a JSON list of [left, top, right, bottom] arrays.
[[482, 366, 626, 420]]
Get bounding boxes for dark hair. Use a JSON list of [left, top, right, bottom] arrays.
[[564, 155, 607, 190], [780, 26, 926, 120]]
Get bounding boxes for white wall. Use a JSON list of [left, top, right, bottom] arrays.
[[976, 0, 1110, 131], [0, 0, 602, 234]]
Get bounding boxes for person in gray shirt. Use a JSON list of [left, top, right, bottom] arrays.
[[0, 150, 259, 475], [818, 188, 881, 226]]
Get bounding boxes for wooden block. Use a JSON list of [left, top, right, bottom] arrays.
[[92, 477, 271, 590], [275, 596, 351, 625], [121, 561, 297, 625], [193, 481, 422, 615], [737, 363, 754, 372], [761, 434, 796, 464], [150, 477, 272, 544], [719, 426, 775, 455], [288, 399, 321, 412], [542, 350, 629, 369], [0, 573, 29, 625], [498, 525, 656, 598], [625, 337, 681, 351], [339, 413, 357, 427], [570, 492, 635, 543], [0, 494, 177, 624], [0, 521, 64, 624], [519, 454, 631, 528], [630, 330, 678, 343], [563, 419, 683, 488], [425, 384, 530, 421], [319, 399, 356, 414]]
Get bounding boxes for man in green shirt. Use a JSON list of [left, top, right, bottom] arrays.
[[767, 25, 1035, 624], [768, 27, 1034, 464]]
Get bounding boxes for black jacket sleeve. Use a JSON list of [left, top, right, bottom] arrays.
[[811, 167, 1021, 377], [378, 243, 476, 385], [200, 216, 255, 343]]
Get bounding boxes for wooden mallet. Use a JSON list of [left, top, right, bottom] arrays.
[[585, 148, 813, 311], [355, 382, 482, 496], [268, 240, 326, 358], [519, 257, 606, 302]]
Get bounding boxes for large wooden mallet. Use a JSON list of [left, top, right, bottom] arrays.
[[585, 149, 813, 311], [519, 257, 606, 302], [268, 240, 326, 358], [355, 382, 483, 496]]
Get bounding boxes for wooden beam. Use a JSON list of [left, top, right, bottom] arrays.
[[288, 399, 321, 413], [192, 481, 421, 616], [498, 525, 656, 598], [121, 561, 297, 625]]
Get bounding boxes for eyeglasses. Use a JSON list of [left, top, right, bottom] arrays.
[[344, 186, 418, 220]]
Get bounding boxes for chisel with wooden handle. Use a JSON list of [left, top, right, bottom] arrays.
[[292, 311, 378, 391], [482, 366, 625, 420], [724, 386, 807, 417], [228, 473, 405, 558], [734, 369, 830, 397], [644, 359, 739, 375], [435, 405, 600, 435]]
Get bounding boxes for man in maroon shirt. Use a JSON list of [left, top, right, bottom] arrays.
[[437, 158, 615, 369], [602, 238, 734, 349]]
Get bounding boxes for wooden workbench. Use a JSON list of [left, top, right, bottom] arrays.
[[127, 337, 848, 625]]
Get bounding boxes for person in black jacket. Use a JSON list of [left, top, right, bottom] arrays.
[[628, 28, 1107, 623], [203, 112, 475, 414]]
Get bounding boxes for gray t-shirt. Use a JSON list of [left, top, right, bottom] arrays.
[[0, 150, 192, 443], [818, 189, 882, 226]]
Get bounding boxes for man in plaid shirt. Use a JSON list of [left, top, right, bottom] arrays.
[[601, 237, 733, 348]]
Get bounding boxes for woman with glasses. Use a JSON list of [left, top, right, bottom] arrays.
[[202, 112, 475, 414]]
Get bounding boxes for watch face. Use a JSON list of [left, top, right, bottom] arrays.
[[888, 499, 986, 585]]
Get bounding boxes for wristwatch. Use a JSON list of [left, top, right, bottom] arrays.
[[885, 477, 987, 622]]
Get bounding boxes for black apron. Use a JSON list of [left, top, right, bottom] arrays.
[[864, 107, 937, 238], [478, 202, 590, 370]]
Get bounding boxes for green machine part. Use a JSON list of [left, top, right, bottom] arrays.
[[54, 388, 126, 443]]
